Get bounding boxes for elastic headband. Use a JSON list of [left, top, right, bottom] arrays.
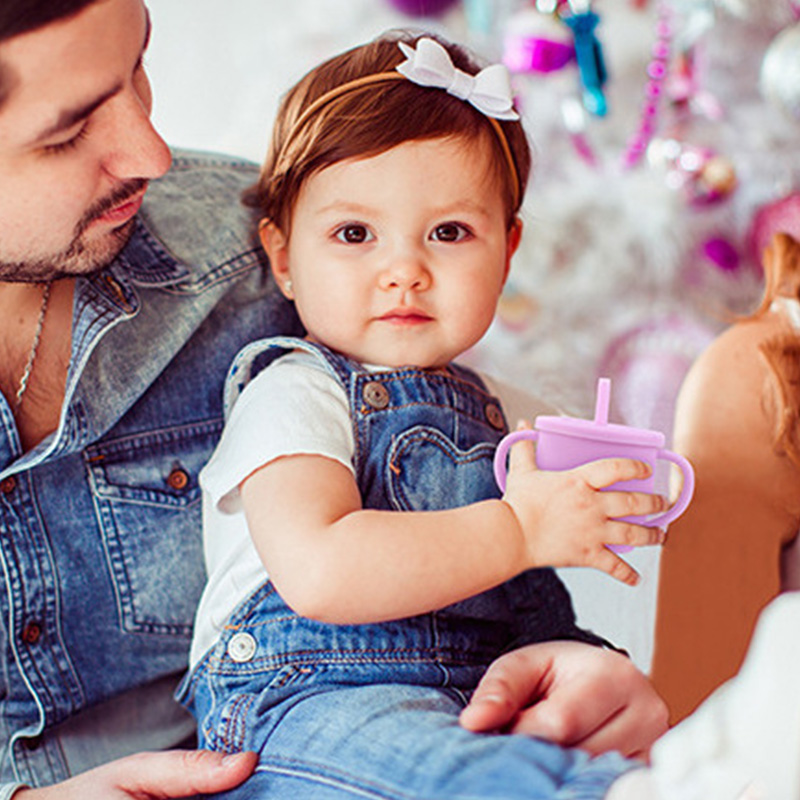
[[284, 38, 522, 209]]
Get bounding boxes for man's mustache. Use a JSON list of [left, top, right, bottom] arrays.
[[77, 179, 148, 233]]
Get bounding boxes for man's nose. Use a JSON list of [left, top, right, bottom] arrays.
[[100, 81, 172, 181]]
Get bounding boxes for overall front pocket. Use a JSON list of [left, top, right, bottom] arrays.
[[386, 425, 499, 512]]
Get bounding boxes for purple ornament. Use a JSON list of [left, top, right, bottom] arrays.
[[387, 0, 460, 16], [702, 237, 740, 272]]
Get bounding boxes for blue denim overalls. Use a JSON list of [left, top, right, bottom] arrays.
[[179, 337, 636, 800]]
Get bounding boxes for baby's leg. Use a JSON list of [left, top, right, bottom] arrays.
[[207, 680, 639, 800]]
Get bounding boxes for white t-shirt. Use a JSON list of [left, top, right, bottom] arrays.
[[191, 350, 552, 666]]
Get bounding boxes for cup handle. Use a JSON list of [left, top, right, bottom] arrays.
[[647, 449, 696, 528], [493, 430, 539, 492]]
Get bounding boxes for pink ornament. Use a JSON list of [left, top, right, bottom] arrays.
[[599, 316, 716, 437], [503, 6, 576, 73], [749, 193, 800, 263], [387, 0, 459, 16]]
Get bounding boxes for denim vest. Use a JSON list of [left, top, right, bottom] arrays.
[[0, 152, 303, 790], [180, 337, 606, 750]]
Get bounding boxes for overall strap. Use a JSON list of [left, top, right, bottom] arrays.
[[223, 336, 360, 417]]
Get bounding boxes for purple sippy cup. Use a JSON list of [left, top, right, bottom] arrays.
[[493, 378, 695, 553]]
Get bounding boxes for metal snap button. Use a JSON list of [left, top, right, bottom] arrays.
[[227, 632, 257, 663], [484, 402, 505, 430], [22, 621, 42, 645], [166, 467, 190, 491], [0, 476, 16, 495], [362, 381, 390, 410]]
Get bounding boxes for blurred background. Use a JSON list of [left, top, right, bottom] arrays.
[[144, 0, 800, 670]]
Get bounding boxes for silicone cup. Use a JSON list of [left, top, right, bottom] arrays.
[[493, 378, 695, 553]]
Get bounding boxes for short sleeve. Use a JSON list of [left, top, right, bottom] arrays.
[[200, 352, 354, 513]]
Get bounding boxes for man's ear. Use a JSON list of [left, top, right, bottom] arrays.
[[503, 217, 523, 283], [259, 219, 293, 299]]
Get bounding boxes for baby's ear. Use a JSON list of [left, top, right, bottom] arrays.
[[260, 219, 292, 298], [503, 217, 523, 281]]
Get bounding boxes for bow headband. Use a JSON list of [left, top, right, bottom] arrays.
[[396, 38, 519, 121], [285, 38, 521, 207]]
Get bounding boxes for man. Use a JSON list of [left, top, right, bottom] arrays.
[[0, 1, 666, 797]]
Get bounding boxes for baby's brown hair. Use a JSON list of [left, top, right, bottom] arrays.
[[246, 31, 531, 235]]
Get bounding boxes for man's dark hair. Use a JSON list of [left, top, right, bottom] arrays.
[[1, 0, 99, 43], [0, 0, 99, 107]]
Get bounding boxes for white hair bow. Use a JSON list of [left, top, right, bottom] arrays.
[[396, 38, 519, 121]]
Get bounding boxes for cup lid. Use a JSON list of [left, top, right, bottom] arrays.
[[534, 415, 665, 446], [534, 378, 665, 447]]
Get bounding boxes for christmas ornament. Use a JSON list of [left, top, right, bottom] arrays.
[[504, 1, 609, 117], [701, 236, 741, 273], [761, 22, 800, 121], [599, 315, 716, 434], [386, 0, 459, 16], [497, 286, 539, 331], [503, 6, 576, 73], [749, 193, 800, 263], [647, 138, 737, 204], [560, 1, 609, 117]]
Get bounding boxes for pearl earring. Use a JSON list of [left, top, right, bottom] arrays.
[[284, 279, 293, 295]]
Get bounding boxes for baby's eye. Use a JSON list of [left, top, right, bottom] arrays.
[[335, 224, 374, 244], [431, 223, 471, 243]]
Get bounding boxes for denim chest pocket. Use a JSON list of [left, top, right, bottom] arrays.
[[85, 420, 222, 635], [386, 425, 500, 512]]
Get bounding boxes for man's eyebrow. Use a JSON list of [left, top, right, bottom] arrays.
[[31, 9, 152, 145]]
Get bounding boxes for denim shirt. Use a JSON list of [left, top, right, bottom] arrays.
[[0, 151, 302, 793]]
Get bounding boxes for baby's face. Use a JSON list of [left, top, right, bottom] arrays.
[[270, 136, 519, 368]]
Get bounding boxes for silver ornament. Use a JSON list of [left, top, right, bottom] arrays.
[[761, 22, 800, 121]]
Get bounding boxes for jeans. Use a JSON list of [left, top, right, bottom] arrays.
[[181, 584, 637, 800], [193, 665, 633, 800]]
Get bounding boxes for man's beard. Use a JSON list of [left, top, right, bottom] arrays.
[[0, 179, 148, 283]]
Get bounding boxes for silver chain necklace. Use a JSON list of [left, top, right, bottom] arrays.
[[15, 281, 52, 413]]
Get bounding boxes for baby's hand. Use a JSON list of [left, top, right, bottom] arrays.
[[501, 429, 667, 586]]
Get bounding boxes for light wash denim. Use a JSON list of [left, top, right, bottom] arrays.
[[0, 152, 302, 793], [179, 337, 637, 799]]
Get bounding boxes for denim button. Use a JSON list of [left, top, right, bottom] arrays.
[[484, 403, 504, 430], [21, 622, 42, 645], [227, 632, 257, 662], [0, 476, 16, 495], [166, 467, 190, 491], [363, 382, 390, 410]]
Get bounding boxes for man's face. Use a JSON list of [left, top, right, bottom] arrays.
[[0, 0, 171, 282]]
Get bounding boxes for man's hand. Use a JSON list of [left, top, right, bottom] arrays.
[[15, 749, 257, 799], [459, 640, 668, 760]]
